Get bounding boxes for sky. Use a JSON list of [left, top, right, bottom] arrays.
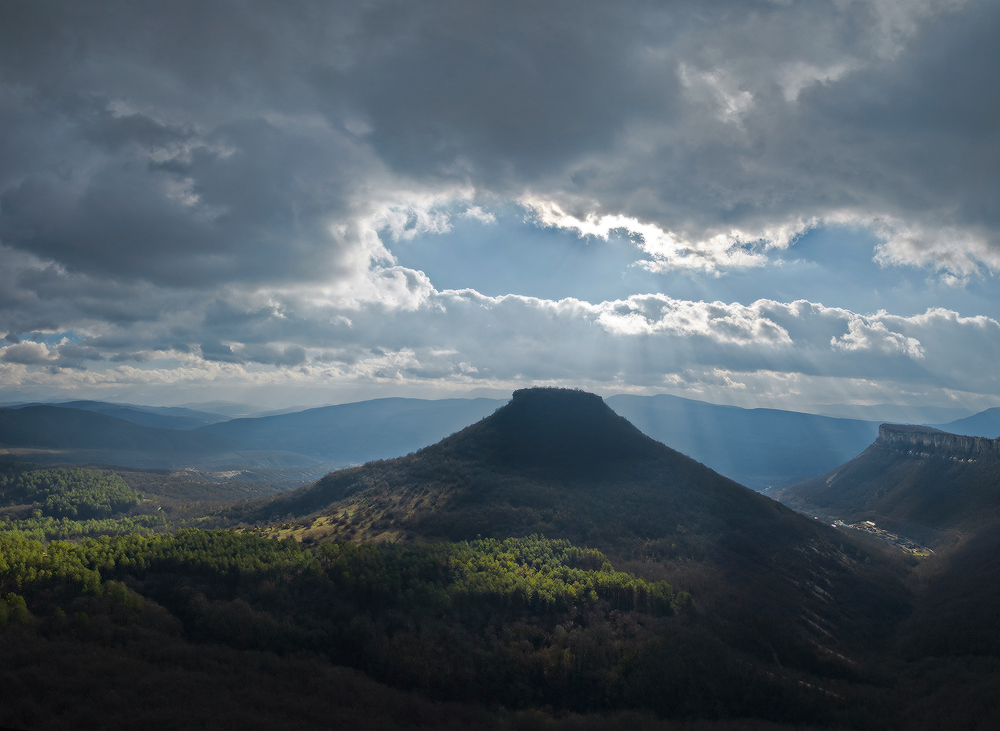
[[1, 0, 999, 412]]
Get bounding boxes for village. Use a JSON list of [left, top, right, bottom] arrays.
[[832, 519, 934, 557]]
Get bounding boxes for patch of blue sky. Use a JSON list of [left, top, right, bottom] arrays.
[[388, 210, 1000, 321], [383, 205, 662, 302], [26, 330, 87, 346], [767, 226, 1000, 319]]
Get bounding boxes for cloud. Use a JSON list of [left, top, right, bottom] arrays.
[[595, 295, 792, 344], [378, 204, 454, 242], [872, 219, 999, 283], [461, 206, 497, 225], [3, 0, 992, 287], [1, 341, 56, 365], [523, 198, 817, 272], [0, 0, 998, 407], [831, 317, 925, 358], [678, 64, 755, 126], [0, 107, 390, 287], [3, 1, 996, 277], [2, 269, 999, 406]]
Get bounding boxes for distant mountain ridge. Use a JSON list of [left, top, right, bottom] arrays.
[[0, 405, 321, 471], [807, 403, 972, 424], [933, 406, 1000, 438], [605, 393, 880, 490], [15, 392, 1000, 494], [9, 400, 230, 430], [197, 397, 506, 463], [0, 405, 236, 453], [0, 398, 508, 472]]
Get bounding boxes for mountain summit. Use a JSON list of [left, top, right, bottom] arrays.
[[434, 387, 666, 471], [230, 388, 906, 669], [237, 386, 772, 533], [237, 387, 880, 557]]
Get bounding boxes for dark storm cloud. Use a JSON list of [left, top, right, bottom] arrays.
[[0, 105, 375, 286], [0, 246, 198, 337], [0, 1, 391, 289], [512, 0, 1000, 272], [2, 0, 996, 287], [319, 0, 687, 182]]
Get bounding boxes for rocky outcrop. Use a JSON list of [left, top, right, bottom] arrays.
[[876, 424, 1000, 458], [778, 423, 1000, 538]]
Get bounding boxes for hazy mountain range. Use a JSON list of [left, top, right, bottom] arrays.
[[3, 393, 997, 491], [929, 406, 1000, 437]]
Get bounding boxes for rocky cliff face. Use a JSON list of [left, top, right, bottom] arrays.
[[778, 424, 1000, 538], [876, 424, 1000, 459]]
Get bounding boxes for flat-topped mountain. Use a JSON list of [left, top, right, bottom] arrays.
[[778, 426, 1000, 671], [777, 424, 1000, 542], [7, 393, 894, 489], [232, 388, 908, 670], [876, 422, 1000, 455], [239, 387, 792, 535], [433, 388, 666, 470]]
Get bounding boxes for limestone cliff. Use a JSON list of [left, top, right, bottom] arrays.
[[875, 424, 1000, 459], [779, 424, 1000, 539]]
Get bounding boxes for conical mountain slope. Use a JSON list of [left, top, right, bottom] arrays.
[[242, 387, 790, 544], [777, 423, 1000, 543], [232, 388, 908, 666]]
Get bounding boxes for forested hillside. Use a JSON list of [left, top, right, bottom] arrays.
[[2, 390, 999, 729], [227, 389, 912, 698], [0, 523, 857, 729]]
